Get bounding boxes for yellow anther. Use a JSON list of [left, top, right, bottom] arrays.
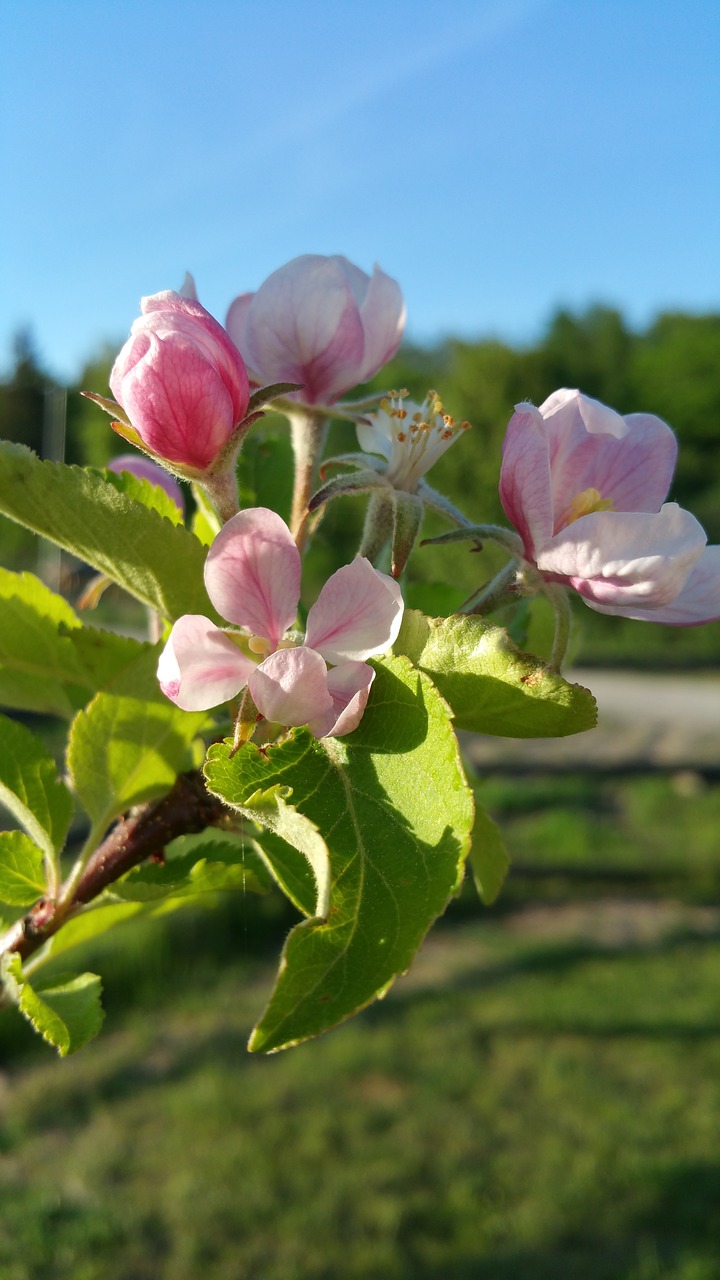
[[563, 487, 615, 526]]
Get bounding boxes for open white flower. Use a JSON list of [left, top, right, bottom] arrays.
[[357, 390, 471, 492]]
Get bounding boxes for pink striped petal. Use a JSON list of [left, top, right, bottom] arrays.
[[499, 404, 554, 557], [357, 264, 406, 384], [241, 256, 365, 404], [307, 661, 375, 738], [305, 557, 404, 664], [537, 504, 706, 609], [249, 646, 333, 727], [540, 391, 677, 522], [586, 545, 720, 625], [157, 615, 255, 711], [204, 507, 301, 645], [225, 292, 258, 378]]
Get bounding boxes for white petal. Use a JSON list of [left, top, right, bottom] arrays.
[[157, 615, 255, 711], [305, 558, 404, 663]]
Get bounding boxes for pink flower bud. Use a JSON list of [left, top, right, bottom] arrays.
[[226, 255, 405, 406], [110, 292, 250, 471]]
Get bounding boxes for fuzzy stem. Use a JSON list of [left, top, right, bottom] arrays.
[[286, 409, 328, 547], [545, 582, 573, 670], [199, 465, 240, 524], [461, 560, 520, 615]]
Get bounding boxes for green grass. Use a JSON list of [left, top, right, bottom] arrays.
[[1, 773, 720, 1280]]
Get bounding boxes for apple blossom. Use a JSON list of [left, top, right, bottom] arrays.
[[226, 255, 405, 407], [308, 390, 473, 577], [499, 389, 720, 625], [110, 291, 250, 472], [158, 507, 404, 737], [351, 390, 469, 492]]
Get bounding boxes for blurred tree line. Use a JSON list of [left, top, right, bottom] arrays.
[[1, 305, 719, 665]]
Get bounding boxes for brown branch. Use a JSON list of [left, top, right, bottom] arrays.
[[1, 770, 228, 968]]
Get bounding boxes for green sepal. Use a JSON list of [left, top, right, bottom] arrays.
[[247, 382, 304, 414], [391, 490, 424, 577], [393, 610, 597, 738], [308, 468, 387, 513]]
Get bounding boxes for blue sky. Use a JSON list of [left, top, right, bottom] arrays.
[[2, 0, 719, 380]]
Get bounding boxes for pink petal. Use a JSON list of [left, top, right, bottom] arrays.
[[499, 404, 555, 557], [137, 292, 249, 421], [305, 557, 404, 663], [157, 615, 256, 712], [225, 292, 258, 377], [204, 507, 301, 645], [586, 545, 720, 625], [537, 503, 707, 609], [307, 661, 375, 738], [357, 264, 406, 384], [249, 646, 333, 727], [539, 390, 677, 522], [241, 255, 366, 404]]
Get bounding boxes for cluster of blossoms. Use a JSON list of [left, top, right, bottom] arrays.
[[101, 253, 719, 743]]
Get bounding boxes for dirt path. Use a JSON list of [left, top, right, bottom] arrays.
[[464, 668, 720, 772]]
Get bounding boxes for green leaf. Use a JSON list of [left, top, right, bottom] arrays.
[[249, 829, 321, 918], [0, 444, 214, 622], [467, 804, 510, 905], [205, 654, 474, 1053], [0, 568, 84, 716], [65, 628, 163, 703], [96, 466, 185, 525], [0, 713, 73, 860], [394, 610, 597, 737], [2, 955, 104, 1056], [0, 830, 46, 905], [113, 833, 271, 901], [0, 567, 163, 717], [237, 786, 331, 919], [67, 694, 207, 830]]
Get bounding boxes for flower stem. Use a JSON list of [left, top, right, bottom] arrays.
[[544, 582, 573, 670], [461, 560, 519, 615], [199, 464, 240, 524], [286, 410, 328, 547]]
